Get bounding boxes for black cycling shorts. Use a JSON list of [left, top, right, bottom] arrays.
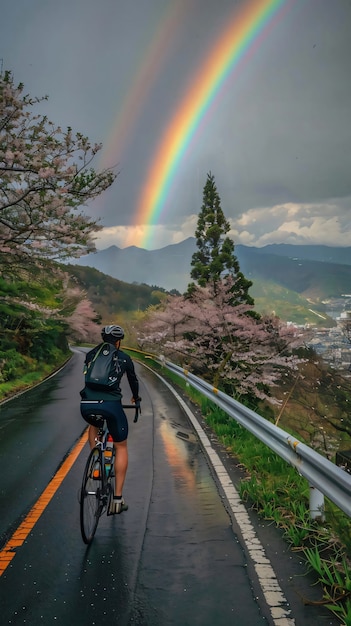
[[80, 400, 129, 442]]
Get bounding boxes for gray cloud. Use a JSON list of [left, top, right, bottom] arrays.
[[1, 0, 351, 249]]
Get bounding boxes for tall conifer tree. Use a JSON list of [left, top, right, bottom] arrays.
[[188, 172, 254, 305]]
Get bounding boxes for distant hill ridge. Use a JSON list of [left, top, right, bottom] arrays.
[[256, 243, 351, 265], [75, 238, 351, 298]]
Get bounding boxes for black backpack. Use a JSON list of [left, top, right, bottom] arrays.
[[84, 342, 120, 390]]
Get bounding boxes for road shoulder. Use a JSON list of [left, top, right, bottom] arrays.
[[170, 382, 340, 626]]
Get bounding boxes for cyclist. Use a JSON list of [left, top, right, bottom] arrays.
[[80, 324, 140, 514]]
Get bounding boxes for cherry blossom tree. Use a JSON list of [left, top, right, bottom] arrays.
[[0, 70, 117, 274], [137, 296, 193, 362], [138, 278, 306, 404], [65, 297, 101, 344]]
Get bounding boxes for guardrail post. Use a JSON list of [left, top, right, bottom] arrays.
[[309, 485, 325, 521]]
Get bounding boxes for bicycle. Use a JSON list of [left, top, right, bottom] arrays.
[[80, 402, 141, 544]]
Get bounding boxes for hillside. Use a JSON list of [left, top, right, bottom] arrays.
[[257, 243, 351, 266], [236, 247, 351, 301], [65, 264, 167, 317], [73, 240, 351, 325]]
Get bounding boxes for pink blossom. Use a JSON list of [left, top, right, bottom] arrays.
[[138, 279, 307, 404], [38, 167, 55, 178], [4, 150, 14, 164]]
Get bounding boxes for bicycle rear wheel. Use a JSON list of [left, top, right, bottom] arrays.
[[80, 447, 104, 544]]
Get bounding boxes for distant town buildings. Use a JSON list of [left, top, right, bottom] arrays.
[[307, 302, 351, 374]]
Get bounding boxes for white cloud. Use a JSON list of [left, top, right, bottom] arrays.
[[170, 215, 198, 243], [230, 198, 351, 247], [96, 196, 351, 251], [96, 214, 199, 250], [95, 225, 132, 249]]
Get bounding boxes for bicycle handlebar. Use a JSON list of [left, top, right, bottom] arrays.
[[122, 401, 141, 423]]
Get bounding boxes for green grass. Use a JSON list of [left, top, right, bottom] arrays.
[[0, 357, 70, 401]]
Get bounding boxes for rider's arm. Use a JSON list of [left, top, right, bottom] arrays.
[[125, 355, 140, 401]]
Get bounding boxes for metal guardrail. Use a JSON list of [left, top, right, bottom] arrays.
[[161, 358, 351, 519]]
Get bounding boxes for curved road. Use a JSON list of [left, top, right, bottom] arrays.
[[0, 350, 338, 625]]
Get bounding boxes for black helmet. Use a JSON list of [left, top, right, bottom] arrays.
[[101, 324, 125, 342]]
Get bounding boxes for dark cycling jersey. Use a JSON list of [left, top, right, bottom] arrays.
[[80, 346, 139, 402]]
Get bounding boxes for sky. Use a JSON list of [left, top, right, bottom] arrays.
[[1, 0, 351, 251]]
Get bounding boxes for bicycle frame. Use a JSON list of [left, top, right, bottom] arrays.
[[79, 402, 141, 544]]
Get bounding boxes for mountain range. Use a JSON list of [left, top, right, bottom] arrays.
[[74, 239, 351, 324], [76, 238, 351, 295]]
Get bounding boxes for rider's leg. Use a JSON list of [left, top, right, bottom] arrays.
[[88, 424, 99, 449], [113, 440, 128, 497]]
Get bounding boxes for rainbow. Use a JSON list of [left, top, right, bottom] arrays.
[[134, 0, 290, 248], [99, 0, 191, 171]]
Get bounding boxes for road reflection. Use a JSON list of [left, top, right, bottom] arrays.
[[158, 417, 198, 492]]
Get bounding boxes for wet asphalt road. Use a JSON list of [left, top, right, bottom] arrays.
[[0, 350, 339, 625]]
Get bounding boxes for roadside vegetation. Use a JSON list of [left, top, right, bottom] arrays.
[[0, 266, 165, 401]]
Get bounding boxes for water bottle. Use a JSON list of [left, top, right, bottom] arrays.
[[104, 433, 114, 474]]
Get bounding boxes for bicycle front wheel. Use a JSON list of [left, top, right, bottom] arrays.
[[80, 447, 104, 544]]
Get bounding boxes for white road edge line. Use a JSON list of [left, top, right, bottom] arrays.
[[153, 370, 295, 626]]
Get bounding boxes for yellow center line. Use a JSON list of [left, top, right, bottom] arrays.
[[0, 429, 88, 576]]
